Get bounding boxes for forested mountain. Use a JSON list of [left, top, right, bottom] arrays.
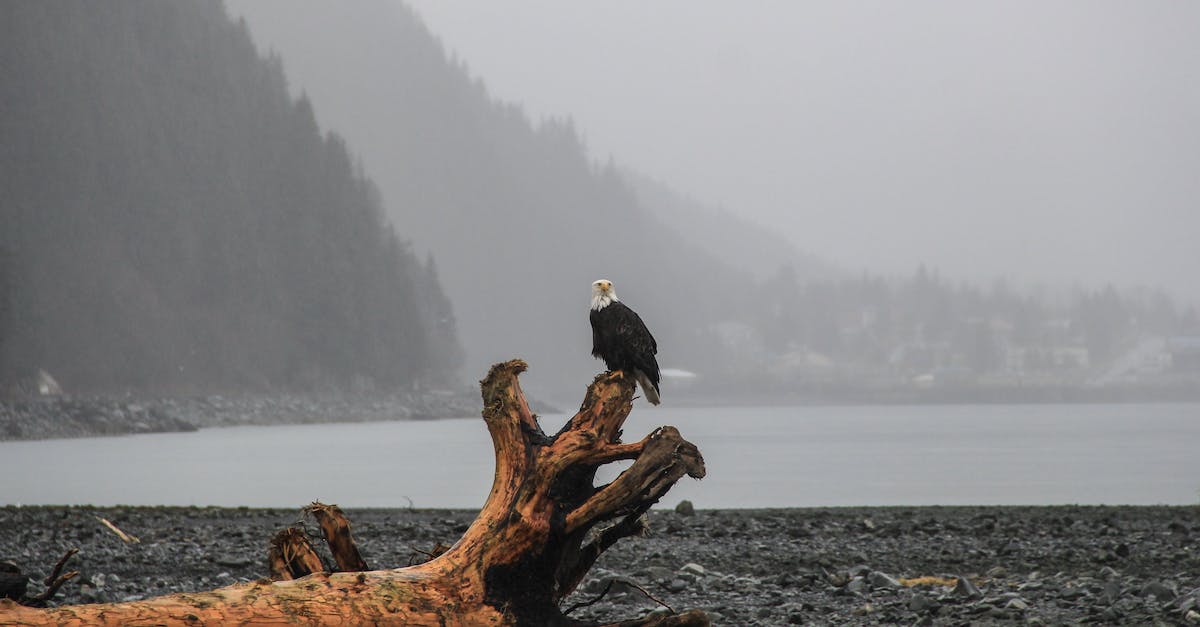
[[624, 172, 834, 282], [0, 2, 461, 393], [227, 0, 835, 396]]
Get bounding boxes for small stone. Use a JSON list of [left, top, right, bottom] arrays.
[[1098, 566, 1120, 579], [674, 500, 695, 516], [1185, 609, 1200, 625], [1141, 581, 1176, 602], [1005, 597, 1029, 611], [868, 571, 902, 591], [952, 575, 982, 599], [986, 566, 1008, 579], [667, 578, 688, 593], [637, 566, 674, 584], [848, 564, 872, 577], [1059, 586, 1085, 601], [679, 563, 707, 577], [846, 577, 868, 596], [1103, 581, 1122, 604], [733, 576, 761, 593], [909, 594, 938, 613]]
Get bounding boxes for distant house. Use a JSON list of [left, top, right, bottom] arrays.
[[660, 368, 699, 390], [37, 370, 63, 396], [1168, 337, 1200, 372]]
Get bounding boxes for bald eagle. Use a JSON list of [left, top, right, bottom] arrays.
[[590, 279, 661, 405]]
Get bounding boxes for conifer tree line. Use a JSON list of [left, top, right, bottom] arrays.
[[749, 265, 1200, 386], [0, 2, 461, 393]]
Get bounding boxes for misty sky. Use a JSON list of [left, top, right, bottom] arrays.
[[402, 1, 1199, 303]]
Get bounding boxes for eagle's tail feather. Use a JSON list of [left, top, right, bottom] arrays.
[[634, 370, 661, 405]]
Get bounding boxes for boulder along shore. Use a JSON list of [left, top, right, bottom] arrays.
[[2, 505, 1198, 625]]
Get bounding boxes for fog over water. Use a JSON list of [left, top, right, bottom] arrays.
[[240, 1, 1200, 305]]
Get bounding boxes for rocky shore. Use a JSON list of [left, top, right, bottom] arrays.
[[0, 389, 481, 441], [2, 504, 1198, 625]]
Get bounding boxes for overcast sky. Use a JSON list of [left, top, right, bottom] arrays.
[[402, 1, 1199, 303]]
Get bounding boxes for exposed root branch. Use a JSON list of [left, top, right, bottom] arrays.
[[267, 527, 324, 580], [303, 502, 367, 572], [43, 548, 79, 588], [585, 436, 650, 465], [624, 578, 676, 615], [566, 426, 705, 533], [562, 579, 615, 616], [407, 542, 452, 566]]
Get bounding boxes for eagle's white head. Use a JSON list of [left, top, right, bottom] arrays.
[[591, 279, 618, 311]]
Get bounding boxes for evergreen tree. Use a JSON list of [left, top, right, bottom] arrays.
[[0, 2, 461, 392]]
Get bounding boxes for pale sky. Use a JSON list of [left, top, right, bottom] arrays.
[[404, 1, 1200, 303]]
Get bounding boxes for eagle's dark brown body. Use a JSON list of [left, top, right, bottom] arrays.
[[590, 299, 661, 404]]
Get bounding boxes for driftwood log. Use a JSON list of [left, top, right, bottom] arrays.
[[0, 360, 708, 626]]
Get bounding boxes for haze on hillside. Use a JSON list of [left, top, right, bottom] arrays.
[[237, 1, 1200, 307], [4, 2, 1196, 404], [220, 1, 1200, 402]]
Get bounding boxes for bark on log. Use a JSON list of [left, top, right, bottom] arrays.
[[0, 360, 707, 626]]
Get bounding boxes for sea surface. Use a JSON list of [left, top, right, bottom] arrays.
[[2, 403, 1197, 508]]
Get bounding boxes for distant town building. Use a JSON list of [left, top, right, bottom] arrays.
[[1168, 337, 1200, 372]]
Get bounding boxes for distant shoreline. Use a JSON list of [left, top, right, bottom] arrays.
[[5, 384, 1198, 442], [0, 389, 480, 442], [667, 381, 1200, 407]]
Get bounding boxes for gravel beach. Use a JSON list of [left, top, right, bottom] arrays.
[[3, 504, 1198, 625]]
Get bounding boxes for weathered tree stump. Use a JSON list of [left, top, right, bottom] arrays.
[[0, 360, 707, 626]]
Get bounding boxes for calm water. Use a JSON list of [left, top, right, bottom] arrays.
[[2, 403, 1197, 508]]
